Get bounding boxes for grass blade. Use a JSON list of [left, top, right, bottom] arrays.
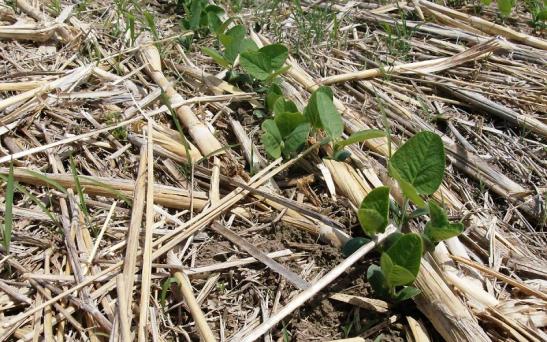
[[3, 161, 14, 253], [70, 156, 90, 220], [0, 174, 59, 226], [79, 176, 132, 206], [22, 169, 68, 194]]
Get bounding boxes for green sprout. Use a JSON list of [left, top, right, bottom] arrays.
[[344, 132, 464, 302]]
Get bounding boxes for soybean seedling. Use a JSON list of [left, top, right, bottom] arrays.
[[481, 0, 517, 19], [345, 131, 464, 302], [181, 0, 225, 33], [202, 23, 291, 85], [262, 85, 387, 160]]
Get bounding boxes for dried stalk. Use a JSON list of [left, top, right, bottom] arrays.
[[450, 255, 547, 301], [138, 33, 223, 156], [240, 225, 397, 342], [137, 123, 155, 342], [419, 0, 547, 50], [437, 84, 547, 138], [0, 167, 208, 210], [210, 222, 310, 290], [0, 65, 93, 113], [320, 38, 503, 85], [14, 0, 74, 43], [166, 252, 217, 342], [121, 144, 147, 329], [0, 23, 59, 42]]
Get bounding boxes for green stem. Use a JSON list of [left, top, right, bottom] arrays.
[[399, 197, 409, 228]]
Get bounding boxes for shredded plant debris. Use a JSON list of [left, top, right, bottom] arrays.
[[0, 0, 545, 341]]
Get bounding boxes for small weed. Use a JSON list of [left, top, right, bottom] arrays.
[[47, 0, 62, 17], [105, 112, 128, 140], [216, 281, 226, 293], [70, 156, 92, 230], [180, 0, 225, 34], [143, 10, 160, 40], [160, 276, 180, 308], [341, 308, 362, 337], [76, 0, 90, 15], [290, 0, 337, 53], [5, 0, 17, 12], [281, 322, 292, 342], [382, 8, 414, 60], [524, 0, 547, 29], [0, 174, 61, 229], [481, 0, 517, 19]]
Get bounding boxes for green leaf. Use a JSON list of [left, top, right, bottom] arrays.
[[160, 276, 179, 308], [273, 97, 299, 117], [220, 25, 245, 47], [253, 109, 266, 119], [274, 110, 306, 137], [201, 47, 231, 68], [421, 233, 435, 252], [342, 237, 371, 257], [381, 253, 417, 287], [240, 50, 272, 80], [395, 286, 421, 302], [215, 17, 234, 35], [333, 149, 351, 161], [358, 186, 390, 235], [389, 131, 445, 195], [239, 44, 288, 81], [384, 233, 422, 283], [367, 264, 390, 298], [261, 119, 283, 159], [381, 231, 403, 252], [398, 179, 426, 208], [497, 0, 514, 17], [70, 156, 89, 220], [188, 0, 205, 29], [304, 86, 343, 140], [380, 252, 393, 282], [259, 44, 288, 70], [0, 174, 59, 226], [359, 210, 387, 236], [409, 207, 429, 219], [204, 5, 224, 32], [481, 0, 493, 4], [283, 122, 310, 155], [204, 6, 224, 17], [221, 25, 258, 62], [428, 201, 448, 227], [303, 92, 322, 129], [3, 161, 14, 253], [265, 84, 283, 113], [424, 202, 464, 243], [239, 39, 259, 55], [265, 65, 291, 83], [335, 129, 386, 150]]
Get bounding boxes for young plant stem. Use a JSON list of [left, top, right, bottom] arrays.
[[399, 198, 409, 228]]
